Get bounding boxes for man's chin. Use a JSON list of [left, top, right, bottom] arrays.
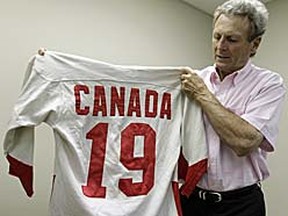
[[215, 62, 229, 70], [215, 57, 231, 63]]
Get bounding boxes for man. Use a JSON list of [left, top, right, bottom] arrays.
[[180, 0, 286, 215]]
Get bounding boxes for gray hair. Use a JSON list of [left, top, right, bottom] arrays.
[[213, 0, 269, 41]]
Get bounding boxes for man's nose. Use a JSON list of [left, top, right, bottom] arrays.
[[217, 37, 228, 50]]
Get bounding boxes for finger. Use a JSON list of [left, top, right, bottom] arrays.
[[181, 66, 195, 74], [180, 77, 188, 84], [38, 48, 47, 56], [180, 73, 191, 80], [181, 70, 190, 76]]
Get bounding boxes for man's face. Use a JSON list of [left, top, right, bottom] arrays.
[[212, 14, 257, 77]]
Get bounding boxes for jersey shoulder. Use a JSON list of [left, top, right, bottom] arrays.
[[33, 51, 182, 89]]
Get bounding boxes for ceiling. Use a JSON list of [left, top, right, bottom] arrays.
[[182, 0, 274, 15]]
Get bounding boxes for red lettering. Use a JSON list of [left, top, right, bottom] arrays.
[[160, 93, 171, 120], [74, 85, 90, 115], [82, 122, 156, 198], [74, 85, 172, 120], [93, 86, 107, 116], [110, 86, 125, 116], [82, 123, 108, 198], [127, 88, 141, 117], [119, 123, 156, 196], [145, 90, 158, 118]]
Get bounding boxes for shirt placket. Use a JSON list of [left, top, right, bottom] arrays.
[[207, 75, 233, 190]]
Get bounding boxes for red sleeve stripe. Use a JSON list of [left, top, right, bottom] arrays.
[[6, 154, 34, 197]]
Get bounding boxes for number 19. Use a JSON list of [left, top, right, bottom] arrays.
[[82, 122, 156, 198]]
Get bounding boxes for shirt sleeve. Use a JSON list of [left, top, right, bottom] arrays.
[[241, 73, 286, 152], [3, 55, 60, 197], [179, 96, 208, 197]]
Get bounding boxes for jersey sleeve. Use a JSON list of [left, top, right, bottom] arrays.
[[3, 55, 60, 197], [178, 96, 208, 197]]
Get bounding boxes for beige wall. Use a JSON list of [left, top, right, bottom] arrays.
[[0, 0, 212, 215], [254, 0, 288, 215]]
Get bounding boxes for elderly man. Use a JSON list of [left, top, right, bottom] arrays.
[[180, 0, 286, 215]]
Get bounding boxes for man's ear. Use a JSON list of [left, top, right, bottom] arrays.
[[250, 37, 262, 57]]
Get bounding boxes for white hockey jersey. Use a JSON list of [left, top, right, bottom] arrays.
[[3, 51, 207, 216]]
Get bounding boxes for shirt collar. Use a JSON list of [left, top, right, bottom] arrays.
[[210, 59, 253, 86]]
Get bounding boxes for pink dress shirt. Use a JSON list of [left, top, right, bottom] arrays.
[[197, 59, 286, 191]]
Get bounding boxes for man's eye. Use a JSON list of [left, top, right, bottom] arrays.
[[213, 34, 221, 40], [228, 37, 238, 42]]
